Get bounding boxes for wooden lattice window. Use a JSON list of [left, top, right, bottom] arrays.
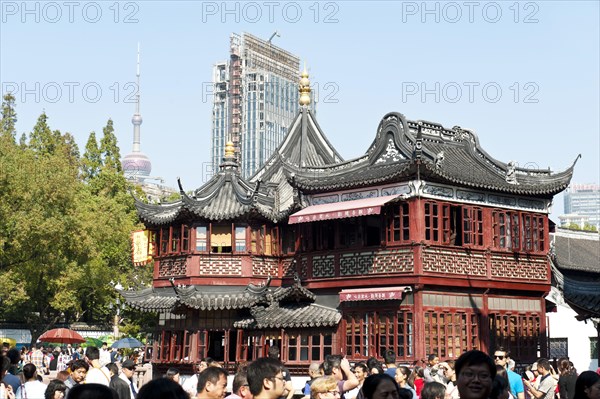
[[424, 310, 480, 359], [424, 202, 451, 245], [287, 332, 333, 362], [344, 309, 414, 361], [462, 207, 484, 247], [493, 210, 546, 253], [387, 203, 410, 244], [489, 313, 541, 362]]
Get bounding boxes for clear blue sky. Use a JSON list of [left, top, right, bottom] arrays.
[[1, 1, 599, 220]]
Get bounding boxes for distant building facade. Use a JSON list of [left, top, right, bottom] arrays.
[[562, 184, 600, 229], [210, 32, 313, 179]]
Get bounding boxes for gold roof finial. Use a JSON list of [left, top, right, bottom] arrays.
[[224, 141, 235, 158], [299, 63, 311, 107]]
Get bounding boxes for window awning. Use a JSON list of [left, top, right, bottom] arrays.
[[339, 286, 412, 302], [288, 195, 400, 224]]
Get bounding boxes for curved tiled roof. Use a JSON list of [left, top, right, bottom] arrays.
[[234, 303, 341, 329], [136, 172, 277, 225], [119, 287, 178, 312], [287, 112, 577, 196], [176, 285, 265, 310]]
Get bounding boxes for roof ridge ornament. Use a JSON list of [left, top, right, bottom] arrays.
[[299, 66, 311, 108], [505, 161, 519, 184]]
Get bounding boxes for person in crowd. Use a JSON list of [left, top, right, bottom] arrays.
[[165, 368, 181, 385], [44, 379, 67, 399], [496, 366, 515, 399], [323, 355, 359, 397], [31, 344, 46, 376], [67, 383, 118, 399], [84, 346, 110, 386], [2, 356, 20, 393], [48, 347, 60, 371], [345, 363, 368, 399], [490, 374, 511, 399], [573, 371, 600, 399], [425, 355, 444, 384], [304, 362, 323, 398], [367, 358, 384, 375], [494, 347, 524, 399], [267, 347, 294, 399], [107, 362, 130, 399], [524, 359, 557, 399], [136, 378, 188, 399], [247, 357, 287, 399], [100, 343, 111, 367], [421, 382, 446, 399], [395, 366, 416, 399], [455, 350, 496, 399], [16, 363, 47, 399], [64, 360, 89, 396], [384, 351, 398, 378], [119, 359, 138, 399], [310, 376, 340, 399], [6, 349, 21, 376], [57, 348, 70, 372], [361, 373, 409, 399], [56, 371, 70, 382], [440, 361, 458, 399], [557, 358, 577, 399], [183, 357, 214, 397], [197, 366, 228, 399], [225, 371, 252, 399], [411, 367, 425, 398]]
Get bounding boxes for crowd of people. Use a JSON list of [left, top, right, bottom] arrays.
[[0, 342, 142, 399], [1, 343, 599, 399]]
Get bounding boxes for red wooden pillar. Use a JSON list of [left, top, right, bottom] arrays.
[[413, 289, 426, 361]]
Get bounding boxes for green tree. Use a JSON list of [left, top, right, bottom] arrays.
[[1, 93, 17, 140], [100, 119, 122, 172], [0, 109, 151, 343], [81, 132, 102, 181]]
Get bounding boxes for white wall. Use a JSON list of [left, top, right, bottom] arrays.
[[547, 300, 598, 372]]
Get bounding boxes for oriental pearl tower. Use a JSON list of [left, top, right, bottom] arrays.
[[122, 43, 152, 181]]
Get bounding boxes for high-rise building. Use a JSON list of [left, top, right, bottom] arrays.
[[211, 32, 312, 178], [562, 184, 600, 229]]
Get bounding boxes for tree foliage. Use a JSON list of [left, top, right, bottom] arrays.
[[0, 96, 153, 343]]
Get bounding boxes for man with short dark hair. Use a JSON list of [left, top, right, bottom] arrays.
[[107, 362, 131, 399], [524, 359, 556, 399], [64, 359, 89, 396], [267, 347, 294, 399], [383, 350, 397, 377], [120, 359, 139, 398], [85, 346, 111, 386], [425, 354, 444, 384], [100, 342, 111, 366], [197, 366, 228, 399], [494, 347, 525, 399], [225, 371, 253, 399], [455, 350, 496, 399], [31, 343, 46, 376], [247, 357, 286, 399], [323, 354, 359, 396]]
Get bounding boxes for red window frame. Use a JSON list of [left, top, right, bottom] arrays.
[[492, 210, 546, 253], [387, 202, 410, 244], [344, 308, 414, 361], [423, 310, 480, 359]]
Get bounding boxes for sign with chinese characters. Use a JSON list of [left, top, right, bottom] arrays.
[[132, 230, 154, 266], [339, 287, 408, 302], [289, 206, 380, 224]]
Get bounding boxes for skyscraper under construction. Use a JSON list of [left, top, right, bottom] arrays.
[[211, 32, 311, 178]]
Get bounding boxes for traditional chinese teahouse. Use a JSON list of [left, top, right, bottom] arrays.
[[124, 70, 578, 373]]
